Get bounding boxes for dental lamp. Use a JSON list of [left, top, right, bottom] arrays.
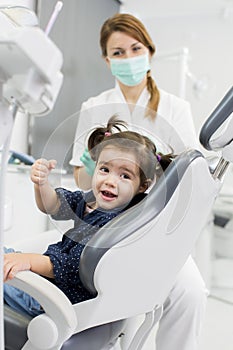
[[0, 3, 63, 348]]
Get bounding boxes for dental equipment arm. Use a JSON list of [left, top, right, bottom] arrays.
[[200, 86, 233, 152], [200, 86, 233, 178], [0, 4, 63, 348], [0, 9, 63, 116]]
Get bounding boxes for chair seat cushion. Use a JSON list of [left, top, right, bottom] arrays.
[[4, 304, 32, 350]]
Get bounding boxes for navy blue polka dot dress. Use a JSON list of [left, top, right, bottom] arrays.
[[43, 188, 122, 304]]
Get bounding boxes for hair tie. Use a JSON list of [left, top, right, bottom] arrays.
[[156, 154, 161, 162], [105, 131, 111, 137], [147, 70, 152, 78]]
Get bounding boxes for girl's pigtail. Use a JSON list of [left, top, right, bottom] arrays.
[[140, 135, 175, 177], [88, 127, 106, 160], [157, 152, 175, 172], [88, 115, 127, 160], [106, 115, 127, 133]]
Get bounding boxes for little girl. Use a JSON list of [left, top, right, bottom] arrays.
[[4, 116, 173, 316]]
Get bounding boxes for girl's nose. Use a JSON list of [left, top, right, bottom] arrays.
[[104, 174, 117, 187]]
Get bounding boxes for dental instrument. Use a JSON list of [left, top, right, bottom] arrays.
[[45, 1, 63, 36]]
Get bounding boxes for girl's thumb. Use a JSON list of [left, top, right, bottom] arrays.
[[49, 159, 57, 169]]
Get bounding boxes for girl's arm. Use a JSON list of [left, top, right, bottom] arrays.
[[4, 252, 54, 282], [31, 158, 60, 214]]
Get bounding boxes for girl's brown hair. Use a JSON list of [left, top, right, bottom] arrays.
[[88, 116, 174, 186], [100, 13, 160, 120]]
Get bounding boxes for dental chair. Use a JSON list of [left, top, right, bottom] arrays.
[[4, 150, 210, 350], [4, 86, 233, 350]]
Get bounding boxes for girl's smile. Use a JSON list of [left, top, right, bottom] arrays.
[[92, 145, 146, 210]]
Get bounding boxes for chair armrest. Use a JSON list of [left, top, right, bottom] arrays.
[[6, 271, 77, 348]]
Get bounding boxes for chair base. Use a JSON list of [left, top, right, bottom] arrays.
[[4, 304, 126, 350]]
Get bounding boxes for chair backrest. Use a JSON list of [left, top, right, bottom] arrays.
[[80, 149, 203, 294], [73, 149, 218, 333]]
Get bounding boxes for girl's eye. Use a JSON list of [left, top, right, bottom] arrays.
[[121, 173, 130, 179], [99, 166, 109, 173]]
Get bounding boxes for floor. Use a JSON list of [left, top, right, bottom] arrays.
[[115, 252, 233, 350], [198, 295, 233, 350], [136, 247, 233, 350], [140, 294, 233, 350]]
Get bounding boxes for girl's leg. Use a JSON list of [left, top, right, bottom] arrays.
[[4, 247, 43, 317], [4, 283, 43, 317]]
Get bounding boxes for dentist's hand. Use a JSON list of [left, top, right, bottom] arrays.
[[80, 148, 96, 176], [31, 158, 57, 186]]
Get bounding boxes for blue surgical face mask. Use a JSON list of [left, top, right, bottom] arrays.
[[109, 54, 151, 87]]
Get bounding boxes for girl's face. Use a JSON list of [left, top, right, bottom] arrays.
[[92, 145, 147, 210], [105, 31, 149, 61]]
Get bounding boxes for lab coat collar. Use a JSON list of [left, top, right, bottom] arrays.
[[114, 80, 150, 108]]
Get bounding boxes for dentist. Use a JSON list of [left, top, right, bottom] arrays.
[[70, 13, 207, 350]]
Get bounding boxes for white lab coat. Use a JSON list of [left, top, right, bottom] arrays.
[[70, 83, 207, 350], [70, 83, 199, 167]]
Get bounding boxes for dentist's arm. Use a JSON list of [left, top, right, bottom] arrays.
[[73, 148, 95, 189], [73, 166, 92, 190], [31, 158, 60, 214]]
